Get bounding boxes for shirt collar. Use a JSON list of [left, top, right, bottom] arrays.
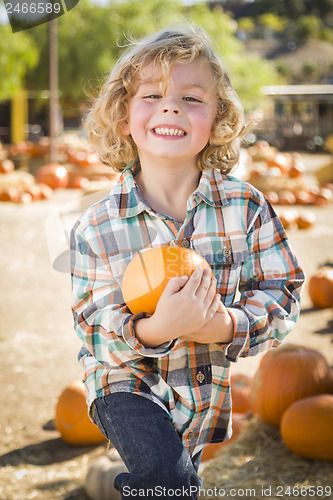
[[192, 167, 229, 209], [107, 159, 229, 219]]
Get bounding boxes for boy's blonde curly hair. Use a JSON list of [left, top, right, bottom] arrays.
[[84, 24, 250, 173]]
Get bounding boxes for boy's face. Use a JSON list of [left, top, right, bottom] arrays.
[[122, 57, 217, 168]]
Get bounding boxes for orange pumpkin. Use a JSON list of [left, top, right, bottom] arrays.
[[315, 187, 333, 207], [35, 163, 69, 190], [288, 159, 305, 179], [122, 246, 213, 315], [0, 158, 15, 174], [266, 153, 289, 175], [265, 191, 279, 206], [55, 381, 106, 446], [230, 373, 252, 414], [278, 190, 296, 206], [18, 191, 33, 204], [30, 141, 50, 158], [294, 189, 313, 205], [38, 183, 53, 199], [201, 413, 248, 461], [0, 187, 20, 202], [308, 267, 333, 309], [69, 175, 90, 189], [25, 184, 43, 201], [279, 210, 297, 229], [296, 211, 316, 230], [281, 394, 333, 462], [251, 344, 331, 427]]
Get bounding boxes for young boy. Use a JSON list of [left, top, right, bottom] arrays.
[[71, 25, 304, 499]]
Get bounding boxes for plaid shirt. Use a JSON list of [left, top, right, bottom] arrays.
[[70, 159, 304, 457]]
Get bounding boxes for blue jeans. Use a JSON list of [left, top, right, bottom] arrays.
[[92, 392, 202, 499]]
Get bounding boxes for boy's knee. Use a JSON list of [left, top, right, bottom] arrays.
[[161, 461, 201, 490]]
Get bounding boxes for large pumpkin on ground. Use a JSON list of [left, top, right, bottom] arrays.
[[251, 344, 331, 427], [281, 394, 333, 462], [308, 267, 333, 309], [122, 246, 213, 315], [55, 381, 106, 446]]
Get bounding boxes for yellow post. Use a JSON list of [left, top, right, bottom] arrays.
[[11, 89, 28, 144]]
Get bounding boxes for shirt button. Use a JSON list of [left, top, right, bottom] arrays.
[[180, 239, 190, 248], [222, 246, 231, 258], [196, 371, 205, 383], [188, 432, 195, 440]]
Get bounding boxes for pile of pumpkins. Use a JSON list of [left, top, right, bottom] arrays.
[[251, 343, 333, 462], [243, 141, 333, 232], [244, 141, 333, 208], [202, 343, 333, 463], [53, 344, 332, 500], [278, 208, 316, 231], [0, 135, 119, 202], [0, 147, 53, 202]]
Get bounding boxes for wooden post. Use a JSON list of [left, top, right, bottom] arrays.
[[11, 89, 28, 144], [49, 16, 58, 162]]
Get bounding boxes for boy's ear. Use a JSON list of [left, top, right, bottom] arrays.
[[121, 120, 131, 136]]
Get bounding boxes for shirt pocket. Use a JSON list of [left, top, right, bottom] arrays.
[[191, 236, 249, 305], [107, 251, 136, 291]]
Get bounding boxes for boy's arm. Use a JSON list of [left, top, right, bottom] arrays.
[[177, 300, 234, 344], [177, 197, 304, 357], [223, 198, 305, 362], [70, 220, 176, 362]]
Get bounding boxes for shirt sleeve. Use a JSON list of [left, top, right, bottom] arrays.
[[225, 197, 305, 362], [70, 218, 175, 363]]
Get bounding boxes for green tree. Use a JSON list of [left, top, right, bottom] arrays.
[[0, 24, 38, 101], [319, 26, 333, 42], [188, 3, 282, 110], [292, 15, 322, 41], [301, 60, 318, 81], [257, 13, 286, 32], [24, 0, 281, 111], [275, 61, 292, 80], [308, 0, 333, 16], [238, 17, 255, 33], [252, 0, 306, 18], [25, 0, 184, 98]]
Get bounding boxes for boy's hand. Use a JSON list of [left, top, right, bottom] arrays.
[[135, 266, 220, 347], [179, 299, 234, 344], [154, 266, 220, 339]]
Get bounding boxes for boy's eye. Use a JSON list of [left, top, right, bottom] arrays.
[[144, 94, 162, 99], [183, 96, 203, 103]]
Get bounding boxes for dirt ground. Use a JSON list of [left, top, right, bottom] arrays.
[[0, 153, 332, 500]]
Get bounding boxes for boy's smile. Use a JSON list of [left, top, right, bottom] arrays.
[[122, 58, 217, 168], [152, 127, 186, 137]]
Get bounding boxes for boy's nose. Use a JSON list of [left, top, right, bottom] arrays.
[[163, 108, 179, 114], [163, 107, 179, 115], [161, 98, 182, 115]]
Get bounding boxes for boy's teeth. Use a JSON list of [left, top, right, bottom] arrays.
[[154, 128, 185, 136]]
